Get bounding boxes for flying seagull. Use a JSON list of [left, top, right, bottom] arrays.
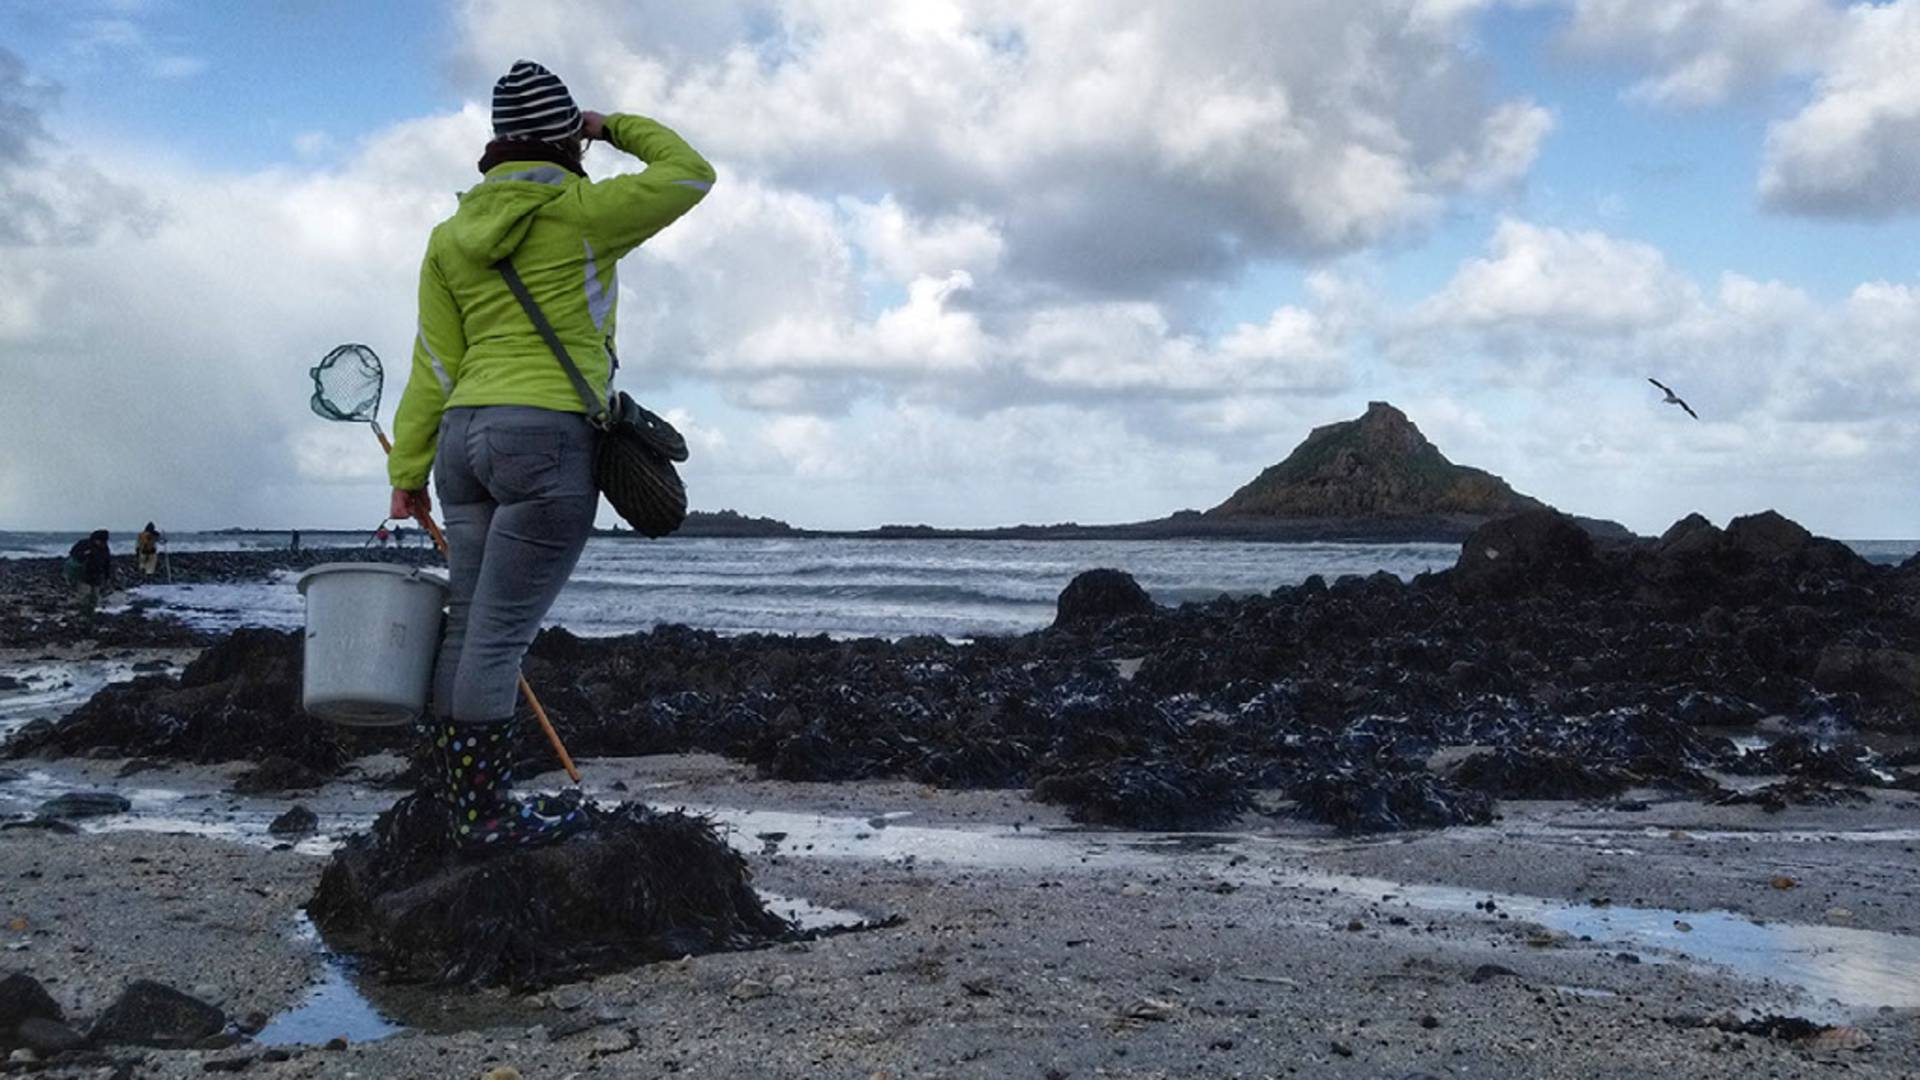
[[1647, 377, 1699, 420]]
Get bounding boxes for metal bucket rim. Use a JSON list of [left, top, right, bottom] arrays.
[[296, 561, 448, 597]]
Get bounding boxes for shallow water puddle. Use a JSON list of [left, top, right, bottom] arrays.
[[253, 887, 880, 1047], [681, 802, 1920, 1017], [0, 659, 144, 738], [253, 916, 403, 1047], [1255, 865, 1920, 1019]]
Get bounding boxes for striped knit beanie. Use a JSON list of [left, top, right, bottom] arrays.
[[491, 60, 582, 143]]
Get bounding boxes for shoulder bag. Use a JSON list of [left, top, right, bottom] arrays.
[[495, 258, 690, 538]]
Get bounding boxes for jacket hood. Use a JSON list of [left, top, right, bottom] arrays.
[[446, 168, 573, 262]]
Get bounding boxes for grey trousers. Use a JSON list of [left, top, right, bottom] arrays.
[[431, 406, 598, 723]]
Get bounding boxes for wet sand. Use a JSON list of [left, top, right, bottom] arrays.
[[5, 738, 1918, 1078]]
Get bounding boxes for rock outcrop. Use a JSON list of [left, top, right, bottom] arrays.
[[308, 795, 796, 989], [1054, 568, 1156, 627]]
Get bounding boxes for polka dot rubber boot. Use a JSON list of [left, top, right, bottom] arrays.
[[442, 718, 591, 854]]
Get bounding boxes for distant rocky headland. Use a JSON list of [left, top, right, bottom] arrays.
[[653, 402, 1633, 543]]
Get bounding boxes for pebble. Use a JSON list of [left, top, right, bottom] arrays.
[[590, 1029, 635, 1056], [771, 974, 796, 992], [479, 1068, 522, 1080]]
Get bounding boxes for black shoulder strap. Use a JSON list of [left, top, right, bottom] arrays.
[[494, 258, 607, 424]]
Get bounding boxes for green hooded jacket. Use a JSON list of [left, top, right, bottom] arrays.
[[387, 113, 714, 489]]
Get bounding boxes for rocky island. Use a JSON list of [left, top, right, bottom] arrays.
[[676, 401, 1635, 543]]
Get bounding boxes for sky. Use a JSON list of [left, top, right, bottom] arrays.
[[2, 0, 1917, 538]]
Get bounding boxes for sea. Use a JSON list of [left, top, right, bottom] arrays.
[[4, 531, 1917, 642]]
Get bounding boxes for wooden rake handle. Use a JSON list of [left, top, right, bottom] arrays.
[[374, 424, 582, 784]]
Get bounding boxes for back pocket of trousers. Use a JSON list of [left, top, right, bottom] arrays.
[[483, 428, 562, 501]]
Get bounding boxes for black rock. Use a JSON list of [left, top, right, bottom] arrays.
[[1, 818, 77, 834], [87, 980, 225, 1048], [35, 791, 132, 819], [1452, 509, 1598, 595], [1053, 569, 1155, 627], [231, 756, 328, 794], [0, 972, 63, 1046], [268, 805, 319, 836], [15, 1016, 87, 1055], [0, 675, 23, 691]]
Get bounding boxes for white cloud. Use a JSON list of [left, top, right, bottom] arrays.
[[1760, 0, 1920, 217], [1561, 0, 1840, 108], [1403, 218, 1695, 338], [842, 197, 1004, 283], [455, 0, 1553, 288]]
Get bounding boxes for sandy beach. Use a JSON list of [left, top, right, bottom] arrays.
[[6, 732, 1919, 1077]]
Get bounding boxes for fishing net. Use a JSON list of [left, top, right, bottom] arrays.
[[310, 343, 384, 423]]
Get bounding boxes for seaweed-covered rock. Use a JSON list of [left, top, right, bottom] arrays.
[[9, 507, 1913, 834], [308, 794, 794, 989], [1054, 569, 1155, 627], [1290, 770, 1494, 833], [1715, 780, 1873, 813], [1447, 748, 1633, 800], [231, 755, 329, 794], [4, 629, 346, 773], [1812, 646, 1920, 714], [34, 791, 131, 819], [1032, 760, 1252, 829]]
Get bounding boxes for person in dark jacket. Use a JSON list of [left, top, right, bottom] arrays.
[[63, 530, 112, 611]]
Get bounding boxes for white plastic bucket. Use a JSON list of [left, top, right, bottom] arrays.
[[297, 562, 448, 727]]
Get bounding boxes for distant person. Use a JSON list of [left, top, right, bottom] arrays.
[[387, 59, 712, 851], [392, 524, 407, 549], [62, 530, 112, 612], [289, 528, 301, 552], [135, 523, 161, 577], [375, 525, 391, 548]]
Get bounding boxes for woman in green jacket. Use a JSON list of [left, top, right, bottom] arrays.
[[388, 60, 713, 851]]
